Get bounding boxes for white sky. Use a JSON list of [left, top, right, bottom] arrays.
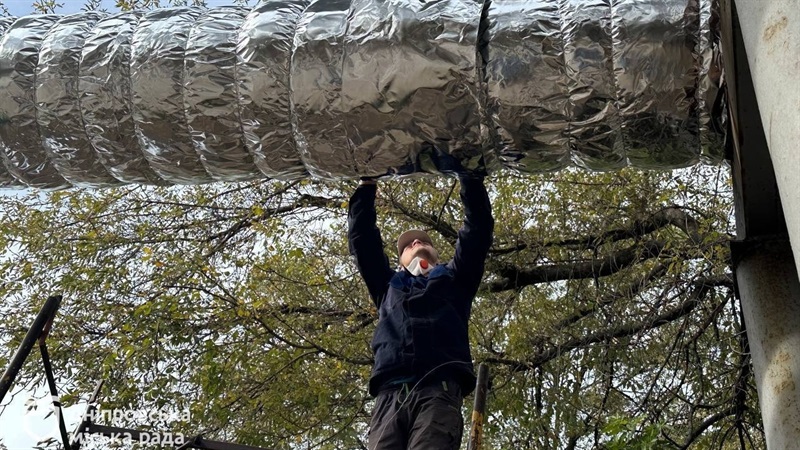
[[4, 0, 117, 15], [3, 0, 257, 16], [0, 2, 254, 448]]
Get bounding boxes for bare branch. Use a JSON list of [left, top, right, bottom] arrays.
[[487, 240, 667, 292], [551, 263, 671, 331], [678, 405, 737, 450], [386, 195, 459, 241], [205, 193, 341, 255], [483, 275, 732, 371], [491, 206, 703, 255]]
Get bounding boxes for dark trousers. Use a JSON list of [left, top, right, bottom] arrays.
[[368, 380, 464, 450]]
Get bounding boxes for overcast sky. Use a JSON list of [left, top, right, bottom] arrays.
[[5, 0, 122, 15], [3, 0, 255, 16], [0, 1, 254, 447]]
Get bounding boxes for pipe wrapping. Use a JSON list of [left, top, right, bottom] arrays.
[[612, 0, 700, 168], [80, 11, 168, 185], [38, 11, 121, 188], [0, 0, 724, 188], [185, 6, 260, 182], [0, 16, 18, 187], [131, 7, 212, 184], [236, 0, 309, 180], [0, 15, 69, 189]]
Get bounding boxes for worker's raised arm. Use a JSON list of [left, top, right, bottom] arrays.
[[347, 180, 394, 306], [448, 176, 494, 298]]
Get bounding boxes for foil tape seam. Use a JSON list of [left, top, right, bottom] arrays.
[[285, 0, 311, 178], [230, 8, 257, 177], [609, 0, 625, 159], [178, 7, 216, 182]]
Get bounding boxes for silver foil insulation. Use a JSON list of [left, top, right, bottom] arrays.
[[0, 0, 724, 188]]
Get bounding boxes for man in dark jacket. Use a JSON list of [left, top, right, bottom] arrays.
[[348, 175, 494, 450]]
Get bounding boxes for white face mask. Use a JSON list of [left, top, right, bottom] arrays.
[[405, 257, 433, 276]]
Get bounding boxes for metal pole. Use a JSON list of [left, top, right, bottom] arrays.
[[70, 380, 104, 450], [467, 363, 489, 450], [40, 341, 72, 449], [0, 295, 62, 405]]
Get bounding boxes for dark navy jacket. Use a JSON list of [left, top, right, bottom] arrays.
[[348, 178, 494, 396]]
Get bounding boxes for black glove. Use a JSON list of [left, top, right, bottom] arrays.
[[379, 143, 490, 178], [432, 149, 488, 180], [456, 157, 488, 180]]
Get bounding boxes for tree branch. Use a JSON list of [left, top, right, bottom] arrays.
[[205, 194, 341, 255], [483, 275, 731, 371], [487, 240, 667, 292], [255, 304, 373, 325], [551, 263, 671, 331], [490, 206, 703, 255], [386, 196, 459, 241], [678, 405, 737, 450]]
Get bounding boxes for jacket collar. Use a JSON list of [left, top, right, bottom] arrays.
[[390, 264, 450, 290]]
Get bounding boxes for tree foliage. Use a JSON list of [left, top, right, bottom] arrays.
[[0, 164, 763, 449]]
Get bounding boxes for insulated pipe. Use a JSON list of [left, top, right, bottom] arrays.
[[0, 0, 724, 188]]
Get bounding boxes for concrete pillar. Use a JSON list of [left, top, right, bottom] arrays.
[[735, 240, 800, 449], [734, 0, 800, 281], [728, 3, 800, 444]]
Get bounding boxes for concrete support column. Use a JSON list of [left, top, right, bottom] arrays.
[[734, 0, 800, 280], [727, 4, 800, 445], [735, 240, 800, 449]]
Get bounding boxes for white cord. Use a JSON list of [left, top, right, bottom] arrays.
[[370, 360, 468, 449]]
